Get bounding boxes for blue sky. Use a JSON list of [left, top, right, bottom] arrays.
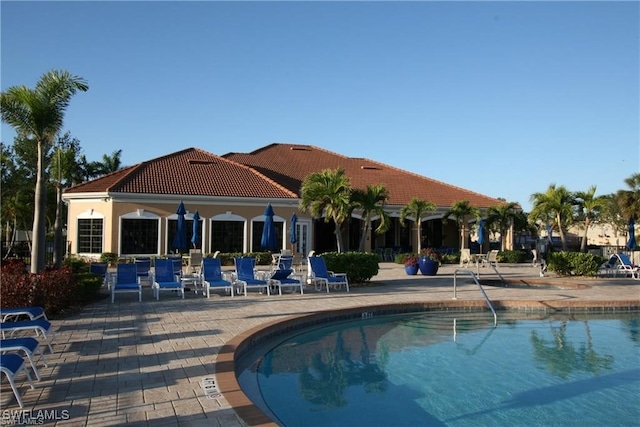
[[2, 1, 638, 211]]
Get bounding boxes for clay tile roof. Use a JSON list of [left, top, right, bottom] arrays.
[[223, 143, 504, 208], [65, 148, 297, 199]]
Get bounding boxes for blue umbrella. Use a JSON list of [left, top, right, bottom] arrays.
[[626, 218, 637, 250], [477, 219, 485, 253], [191, 210, 200, 249], [261, 204, 277, 250], [290, 213, 298, 245], [172, 201, 187, 253]]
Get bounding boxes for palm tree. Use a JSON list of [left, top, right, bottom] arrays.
[[529, 184, 575, 251], [617, 173, 640, 222], [50, 133, 84, 267], [350, 184, 391, 252], [442, 200, 479, 251], [399, 197, 436, 253], [575, 186, 606, 252], [300, 168, 351, 253], [1, 69, 88, 272], [486, 201, 520, 251]]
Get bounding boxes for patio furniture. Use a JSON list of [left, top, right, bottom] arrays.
[[89, 262, 110, 288], [308, 256, 349, 293], [234, 257, 271, 296], [0, 319, 57, 354], [152, 259, 185, 300], [1, 307, 48, 323], [112, 263, 142, 303], [1, 353, 35, 408], [201, 258, 234, 298], [1, 337, 48, 381]]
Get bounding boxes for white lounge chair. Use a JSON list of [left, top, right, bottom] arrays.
[[612, 253, 640, 279], [234, 257, 271, 296], [308, 256, 349, 293], [1, 353, 35, 408], [1, 337, 48, 380], [112, 263, 142, 303], [202, 258, 234, 298], [152, 259, 185, 300]]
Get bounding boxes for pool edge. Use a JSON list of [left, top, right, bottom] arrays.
[[217, 299, 640, 426]]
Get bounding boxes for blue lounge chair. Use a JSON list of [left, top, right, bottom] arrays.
[[1, 353, 35, 408], [152, 259, 185, 300], [308, 256, 349, 293], [1, 307, 48, 323], [89, 262, 110, 288], [234, 257, 270, 296], [0, 319, 56, 354], [201, 258, 234, 298], [1, 337, 48, 380], [112, 263, 142, 303], [269, 268, 304, 295], [613, 253, 640, 279], [135, 258, 152, 285]]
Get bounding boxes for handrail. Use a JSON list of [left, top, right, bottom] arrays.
[[453, 269, 497, 326]]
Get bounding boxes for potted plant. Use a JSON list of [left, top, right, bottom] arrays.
[[403, 254, 419, 275], [418, 248, 440, 275]]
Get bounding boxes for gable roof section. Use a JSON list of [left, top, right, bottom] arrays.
[[223, 143, 504, 208], [65, 148, 297, 199]]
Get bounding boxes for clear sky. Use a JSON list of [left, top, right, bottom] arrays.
[[2, 1, 638, 211]]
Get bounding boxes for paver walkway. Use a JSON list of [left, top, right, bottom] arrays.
[[1, 263, 638, 426]]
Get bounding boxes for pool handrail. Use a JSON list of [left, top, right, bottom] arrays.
[[453, 269, 497, 326]]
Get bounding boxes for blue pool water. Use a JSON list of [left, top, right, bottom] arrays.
[[237, 311, 640, 426]]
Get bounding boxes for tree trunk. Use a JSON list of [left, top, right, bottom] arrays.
[[31, 141, 47, 273], [53, 183, 63, 268], [358, 218, 369, 252], [334, 218, 344, 253], [580, 218, 590, 252], [416, 222, 422, 253]]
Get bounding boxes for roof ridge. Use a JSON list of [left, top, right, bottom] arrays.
[[217, 153, 299, 198], [355, 157, 506, 206]]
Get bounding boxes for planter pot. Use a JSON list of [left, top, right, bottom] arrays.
[[418, 257, 439, 276], [405, 265, 419, 275]]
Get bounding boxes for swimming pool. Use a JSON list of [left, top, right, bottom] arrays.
[[237, 310, 640, 426]]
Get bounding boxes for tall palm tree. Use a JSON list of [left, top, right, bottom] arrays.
[[486, 201, 519, 251], [50, 134, 84, 267], [399, 197, 436, 253], [300, 168, 351, 253], [442, 200, 479, 251], [529, 184, 575, 251], [350, 184, 391, 252], [575, 186, 606, 252], [617, 173, 640, 222], [1, 69, 88, 272]]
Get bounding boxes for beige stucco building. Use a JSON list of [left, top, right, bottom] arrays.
[[62, 143, 512, 259]]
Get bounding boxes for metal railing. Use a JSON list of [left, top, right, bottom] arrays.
[[453, 269, 497, 326]]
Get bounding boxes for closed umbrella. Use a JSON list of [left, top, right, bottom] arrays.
[[626, 218, 637, 250], [172, 201, 187, 253], [290, 213, 298, 252], [191, 211, 200, 249], [477, 219, 485, 254], [261, 204, 277, 250]]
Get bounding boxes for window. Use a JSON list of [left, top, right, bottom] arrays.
[[121, 218, 159, 255], [77, 218, 103, 253], [211, 221, 244, 253], [252, 221, 284, 251]]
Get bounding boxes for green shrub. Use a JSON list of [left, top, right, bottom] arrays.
[[441, 253, 459, 265], [63, 255, 89, 274], [100, 252, 118, 266], [75, 272, 104, 301], [497, 250, 527, 264], [320, 252, 379, 284], [546, 251, 604, 276]]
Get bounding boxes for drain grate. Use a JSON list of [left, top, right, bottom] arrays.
[[201, 376, 222, 399]]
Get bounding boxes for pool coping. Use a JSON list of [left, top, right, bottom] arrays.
[[216, 297, 640, 426]]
